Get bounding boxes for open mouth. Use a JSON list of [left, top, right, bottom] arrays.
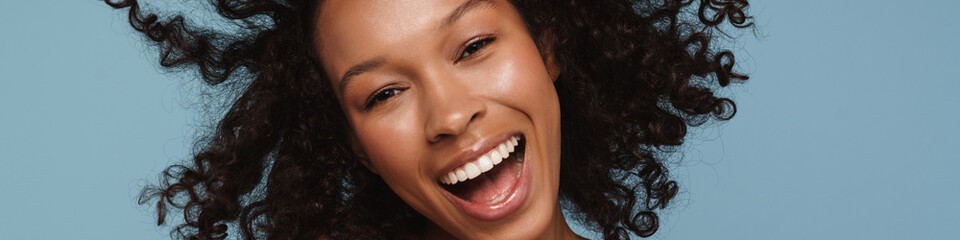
[[439, 135, 525, 204]]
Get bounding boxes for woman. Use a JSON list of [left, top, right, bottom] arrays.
[[108, 0, 751, 239]]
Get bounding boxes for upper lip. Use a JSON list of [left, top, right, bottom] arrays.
[[437, 131, 521, 181]]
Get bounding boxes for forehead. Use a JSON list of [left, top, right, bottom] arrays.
[[317, 0, 452, 42], [312, 0, 496, 77], [314, 0, 472, 53]]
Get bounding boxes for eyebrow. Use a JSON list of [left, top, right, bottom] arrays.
[[338, 57, 385, 94], [442, 0, 494, 29], [337, 0, 493, 93]]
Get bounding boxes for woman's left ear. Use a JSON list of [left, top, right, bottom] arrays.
[[546, 51, 560, 82], [538, 29, 561, 82], [349, 134, 379, 175]]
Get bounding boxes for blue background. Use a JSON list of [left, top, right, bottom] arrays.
[[2, 0, 958, 239]]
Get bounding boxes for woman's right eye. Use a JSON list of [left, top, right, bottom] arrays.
[[364, 88, 403, 109]]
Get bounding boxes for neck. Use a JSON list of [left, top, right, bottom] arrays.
[[545, 204, 585, 240]]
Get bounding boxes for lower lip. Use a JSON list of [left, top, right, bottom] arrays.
[[440, 143, 532, 221]]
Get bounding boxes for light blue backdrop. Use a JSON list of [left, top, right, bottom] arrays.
[[1, 0, 957, 239]]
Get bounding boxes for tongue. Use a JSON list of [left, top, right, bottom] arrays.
[[449, 155, 521, 203]]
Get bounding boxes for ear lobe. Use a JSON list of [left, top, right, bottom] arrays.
[[349, 135, 379, 175], [545, 51, 560, 82]]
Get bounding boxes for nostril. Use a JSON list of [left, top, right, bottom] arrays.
[[430, 133, 453, 143], [469, 111, 482, 122], [425, 109, 484, 143]]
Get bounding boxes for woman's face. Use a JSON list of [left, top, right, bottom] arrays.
[[314, 0, 564, 238]]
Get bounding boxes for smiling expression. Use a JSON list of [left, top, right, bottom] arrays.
[[312, 0, 566, 238]]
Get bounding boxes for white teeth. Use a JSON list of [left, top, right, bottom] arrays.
[[455, 169, 468, 182], [489, 150, 502, 165], [498, 144, 508, 158], [440, 136, 522, 185], [477, 156, 494, 172], [465, 162, 481, 180], [446, 172, 458, 185]]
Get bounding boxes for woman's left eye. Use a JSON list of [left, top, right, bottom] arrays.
[[457, 36, 495, 61], [364, 87, 404, 109]]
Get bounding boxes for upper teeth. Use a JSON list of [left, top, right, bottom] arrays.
[[440, 136, 520, 185]]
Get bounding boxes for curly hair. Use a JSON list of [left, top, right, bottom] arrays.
[[107, 0, 751, 239]]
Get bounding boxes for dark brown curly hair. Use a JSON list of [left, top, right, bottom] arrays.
[[107, 0, 751, 239]]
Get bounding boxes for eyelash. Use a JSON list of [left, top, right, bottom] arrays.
[[457, 35, 496, 62], [364, 86, 405, 110], [363, 36, 497, 109]]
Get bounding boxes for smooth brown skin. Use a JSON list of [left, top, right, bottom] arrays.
[[313, 0, 581, 238]]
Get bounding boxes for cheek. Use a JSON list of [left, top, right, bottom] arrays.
[[489, 40, 559, 117], [354, 111, 424, 187], [495, 38, 563, 160]]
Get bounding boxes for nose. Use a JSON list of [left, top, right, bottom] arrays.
[[422, 73, 486, 143]]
